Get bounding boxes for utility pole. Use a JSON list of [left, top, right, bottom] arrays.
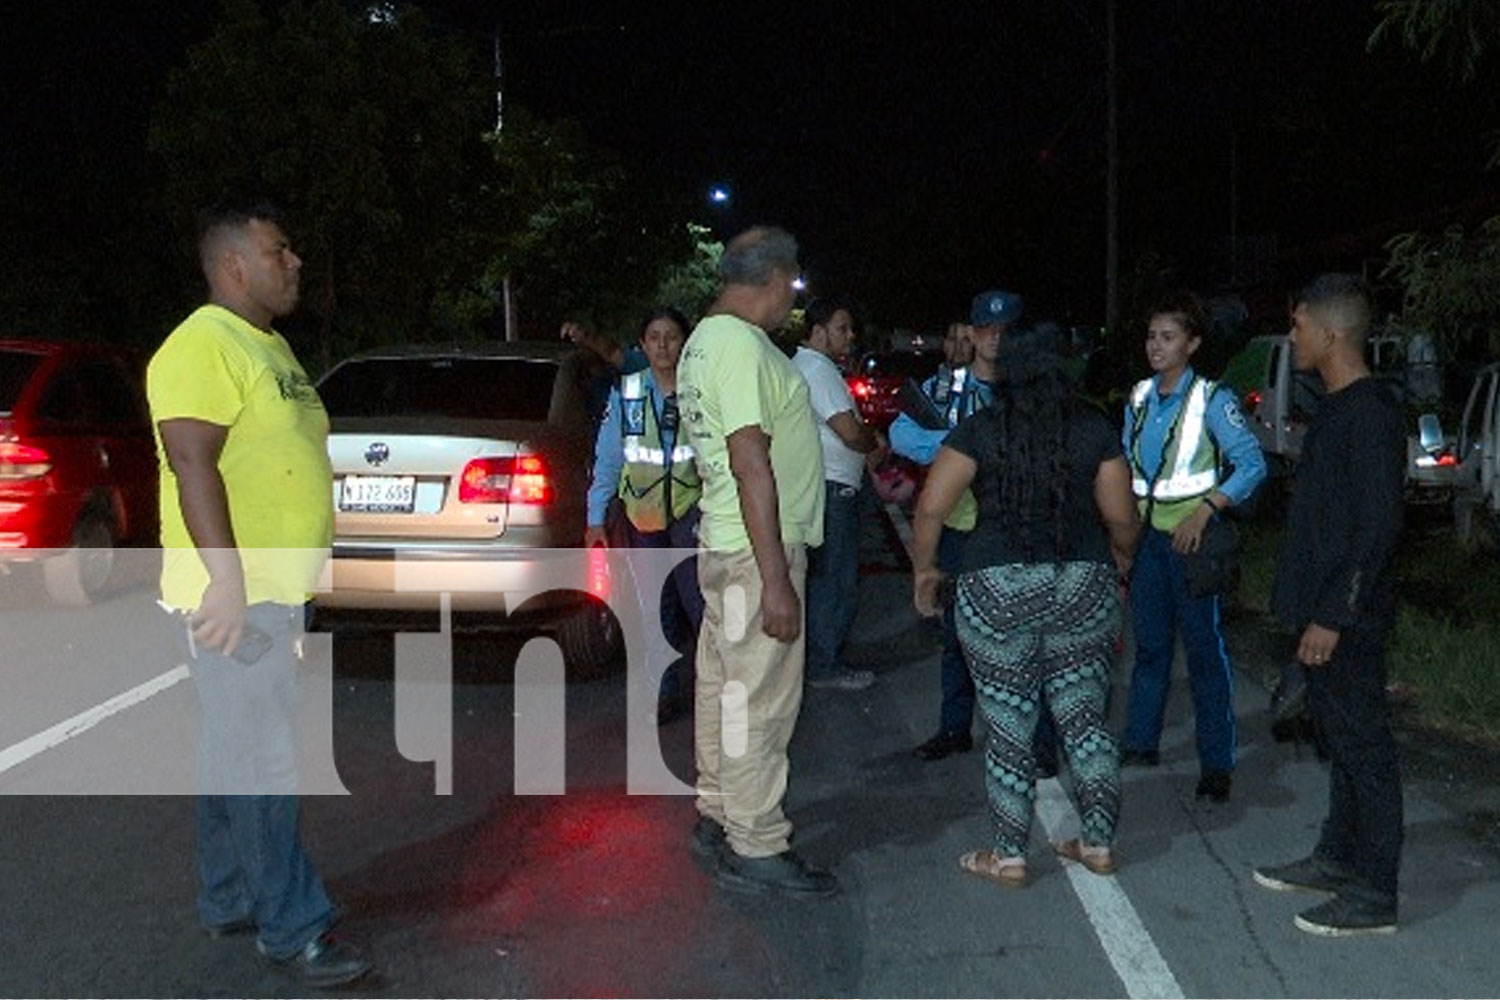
[[1105, 0, 1119, 340], [493, 19, 516, 342]]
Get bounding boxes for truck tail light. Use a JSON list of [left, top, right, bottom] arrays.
[[0, 441, 52, 480], [458, 454, 554, 505]]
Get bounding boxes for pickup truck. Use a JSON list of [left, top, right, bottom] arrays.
[[1219, 333, 1455, 504], [1219, 334, 1324, 475], [1418, 361, 1500, 543]]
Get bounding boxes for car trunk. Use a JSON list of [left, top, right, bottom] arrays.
[[327, 423, 534, 541]]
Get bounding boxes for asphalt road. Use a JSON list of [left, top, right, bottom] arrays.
[[2, 501, 1499, 998]]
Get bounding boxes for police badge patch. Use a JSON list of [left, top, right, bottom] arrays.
[[1223, 398, 1247, 430], [622, 397, 647, 436]]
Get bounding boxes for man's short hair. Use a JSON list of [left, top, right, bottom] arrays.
[[1295, 273, 1372, 342], [718, 226, 799, 287], [803, 294, 860, 339], [196, 198, 284, 272]]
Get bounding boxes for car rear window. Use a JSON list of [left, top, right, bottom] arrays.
[[0, 350, 43, 412], [318, 357, 558, 421]]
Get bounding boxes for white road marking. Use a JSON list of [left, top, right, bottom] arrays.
[[0, 666, 190, 777], [884, 502, 1183, 1000], [1036, 781, 1184, 999]]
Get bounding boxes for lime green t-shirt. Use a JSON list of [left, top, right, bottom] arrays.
[[147, 304, 333, 609], [678, 314, 825, 553]]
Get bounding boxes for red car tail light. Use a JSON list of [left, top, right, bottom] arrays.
[[588, 543, 610, 600], [458, 454, 554, 505], [0, 441, 52, 479], [1243, 389, 1262, 411], [848, 378, 871, 398]]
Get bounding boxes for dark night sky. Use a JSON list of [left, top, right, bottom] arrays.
[[3, 0, 1496, 331]]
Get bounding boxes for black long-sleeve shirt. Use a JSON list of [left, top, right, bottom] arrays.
[[1271, 376, 1405, 635]]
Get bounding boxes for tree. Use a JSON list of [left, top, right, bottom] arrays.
[[1369, 0, 1500, 86], [150, 0, 495, 370], [652, 224, 723, 321], [1369, 0, 1500, 366], [150, 0, 708, 366]]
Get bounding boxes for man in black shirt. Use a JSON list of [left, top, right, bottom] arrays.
[[1253, 274, 1405, 937]]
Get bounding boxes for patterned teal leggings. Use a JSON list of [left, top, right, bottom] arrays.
[[955, 560, 1122, 856]]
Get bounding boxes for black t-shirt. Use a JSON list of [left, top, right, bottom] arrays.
[[944, 403, 1123, 572]]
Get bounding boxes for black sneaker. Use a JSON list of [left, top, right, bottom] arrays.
[[715, 849, 839, 897], [1196, 770, 1232, 802], [690, 816, 726, 866], [1252, 855, 1354, 894], [1120, 748, 1161, 767], [913, 730, 973, 761], [1294, 894, 1397, 937], [807, 668, 876, 691], [257, 932, 372, 988]]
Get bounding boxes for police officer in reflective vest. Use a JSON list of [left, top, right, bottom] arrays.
[[1119, 292, 1266, 801], [586, 307, 705, 724], [890, 289, 1021, 761]]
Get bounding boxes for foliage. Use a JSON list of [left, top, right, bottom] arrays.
[[475, 112, 700, 341], [148, 0, 706, 370], [1366, 0, 1500, 369], [1380, 217, 1500, 361], [1238, 511, 1500, 743], [149, 0, 492, 370], [1368, 0, 1500, 84], [652, 224, 723, 322]]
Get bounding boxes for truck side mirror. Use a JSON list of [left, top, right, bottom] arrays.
[[1417, 412, 1445, 455]]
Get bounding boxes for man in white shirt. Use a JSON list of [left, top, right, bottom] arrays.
[[792, 297, 888, 690]]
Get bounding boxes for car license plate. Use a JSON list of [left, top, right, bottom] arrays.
[[339, 475, 416, 513]]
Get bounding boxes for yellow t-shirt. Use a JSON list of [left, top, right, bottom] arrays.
[[678, 314, 825, 553], [147, 304, 333, 609]]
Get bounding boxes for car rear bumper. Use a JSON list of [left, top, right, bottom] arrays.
[[0, 492, 83, 551], [318, 543, 610, 614]]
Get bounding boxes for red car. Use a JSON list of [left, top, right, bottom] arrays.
[[0, 339, 157, 604], [845, 350, 942, 430]]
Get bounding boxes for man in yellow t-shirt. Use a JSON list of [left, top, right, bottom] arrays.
[[146, 201, 369, 988], [676, 225, 834, 897]]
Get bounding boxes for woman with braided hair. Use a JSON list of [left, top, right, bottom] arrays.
[[911, 337, 1139, 887]]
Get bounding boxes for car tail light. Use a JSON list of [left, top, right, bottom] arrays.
[[588, 543, 610, 600], [0, 441, 52, 480], [848, 378, 871, 398], [1436, 452, 1458, 467], [458, 454, 554, 505], [1243, 389, 1262, 411]]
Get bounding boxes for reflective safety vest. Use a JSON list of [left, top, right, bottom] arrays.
[[618, 371, 701, 532], [931, 365, 982, 428], [1127, 376, 1221, 529], [928, 365, 989, 529]]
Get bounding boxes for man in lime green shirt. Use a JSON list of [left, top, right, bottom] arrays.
[[676, 226, 835, 897], [147, 201, 369, 988]]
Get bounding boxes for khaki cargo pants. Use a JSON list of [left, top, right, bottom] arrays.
[[693, 543, 807, 858]]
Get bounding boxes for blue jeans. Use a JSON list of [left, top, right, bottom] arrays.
[[805, 480, 862, 680], [175, 602, 335, 959], [625, 511, 704, 698], [1309, 628, 1403, 908], [937, 526, 976, 734], [1124, 529, 1237, 772]]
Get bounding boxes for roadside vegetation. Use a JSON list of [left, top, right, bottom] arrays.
[[1236, 510, 1500, 745]]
